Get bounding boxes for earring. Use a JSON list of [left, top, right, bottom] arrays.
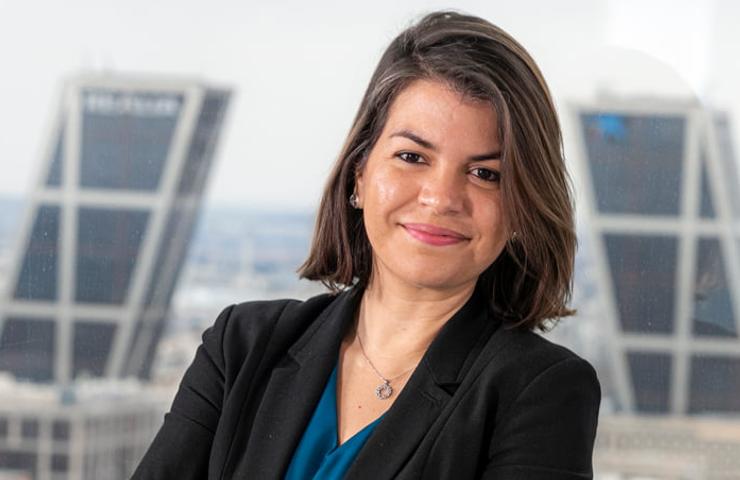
[[511, 231, 518, 241], [349, 193, 360, 209]]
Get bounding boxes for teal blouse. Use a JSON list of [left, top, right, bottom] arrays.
[[284, 363, 383, 479]]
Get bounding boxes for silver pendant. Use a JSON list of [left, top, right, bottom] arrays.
[[375, 381, 393, 400]]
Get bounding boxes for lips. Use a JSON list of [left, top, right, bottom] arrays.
[[401, 223, 470, 246]]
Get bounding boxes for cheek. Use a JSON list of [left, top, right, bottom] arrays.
[[366, 166, 412, 207]]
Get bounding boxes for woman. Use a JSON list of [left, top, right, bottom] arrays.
[[133, 10, 600, 480]]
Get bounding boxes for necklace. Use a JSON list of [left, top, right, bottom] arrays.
[[355, 332, 418, 400]]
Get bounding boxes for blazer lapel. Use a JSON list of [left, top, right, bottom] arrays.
[[346, 282, 500, 479], [231, 288, 362, 479]]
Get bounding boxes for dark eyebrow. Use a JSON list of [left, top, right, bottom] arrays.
[[389, 129, 501, 162]]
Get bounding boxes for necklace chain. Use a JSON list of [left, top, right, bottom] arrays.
[[355, 332, 417, 389]]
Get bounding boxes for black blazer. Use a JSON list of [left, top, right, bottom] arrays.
[[132, 285, 601, 479]]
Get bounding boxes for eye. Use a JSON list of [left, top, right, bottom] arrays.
[[470, 167, 501, 183], [396, 152, 424, 164]]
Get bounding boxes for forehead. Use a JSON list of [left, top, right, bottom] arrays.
[[383, 79, 500, 147]]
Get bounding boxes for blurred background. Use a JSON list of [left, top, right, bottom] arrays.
[[0, 0, 739, 478]]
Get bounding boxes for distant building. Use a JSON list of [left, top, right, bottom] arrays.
[[573, 99, 740, 414], [0, 376, 171, 480], [0, 74, 231, 383]]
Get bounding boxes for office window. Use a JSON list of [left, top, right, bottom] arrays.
[[75, 207, 149, 304], [72, 321, 116, 378], [46, 125, 64, 187], [605, 234, 678, 334], [0, 317, 55, 382], [79, 90, 182, 191], [689, 356, 740, 413], [582, 113, 685, 216], [52, 420, 70, 440], [178, 93, 228, 195], [21, 419, 39, 439], [699, 159, 716, 219], [627, 351, 672, 413], [14, 205, 60, 301], [692, 238, 737, 337]]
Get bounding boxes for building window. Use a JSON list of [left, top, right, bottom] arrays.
[[13, 205, 60, 301], [75, 207, 149, 304], [21, 419, 39, 439], [0, 317, 56, 382], [52, 420, 70, 441], [604, 234, 678, 334]]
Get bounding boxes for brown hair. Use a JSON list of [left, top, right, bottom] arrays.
[[298, 10, 576, 331]]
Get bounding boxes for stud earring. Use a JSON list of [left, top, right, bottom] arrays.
[[349, 193, 361, 209]]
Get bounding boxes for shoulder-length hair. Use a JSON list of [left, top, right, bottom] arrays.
[[298, 10, 576, 332]]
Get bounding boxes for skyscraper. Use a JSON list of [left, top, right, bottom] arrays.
[[573, 99, 740, 414], [0, 74, 231, 384]]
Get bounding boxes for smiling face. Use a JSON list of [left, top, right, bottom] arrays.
[[355, 79, 509, 293]]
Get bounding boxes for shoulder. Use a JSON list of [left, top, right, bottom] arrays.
[[204, 291, 339, 366], [480, 325, 601, 417]]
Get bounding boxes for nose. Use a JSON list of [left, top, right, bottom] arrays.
[[417, 165, 465, 215]]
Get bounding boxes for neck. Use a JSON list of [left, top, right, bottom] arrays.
[[353, 272, 477, 361]]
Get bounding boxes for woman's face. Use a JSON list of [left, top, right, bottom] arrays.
[[356, 79, 508, 292]]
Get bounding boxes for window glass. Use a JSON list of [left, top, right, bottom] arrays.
[[46, 124, 64, 187], [72, 321, 117, 378], [627, 351, 672, 412], [14, 205, 60, 301], [689, 356, 740, 413], [581, 113, 685, 215], [0, 317, 55, 381], [699, 156, 716, 219], [79, 90, 182, 191], [75, 207, 149, 304], [604, 233, 678, 334], [692, 238, 737, 337], [178, 93, 228, 195]]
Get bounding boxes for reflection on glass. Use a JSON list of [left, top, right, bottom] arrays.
[[75, 207, 149, 304], [605, 234, 677, 334], [692, 238, 737, 337], [14, 205, 60, 301], [689, 355, 740, 413], [627, 351, 672, 412], [582, 113, 685, 216]]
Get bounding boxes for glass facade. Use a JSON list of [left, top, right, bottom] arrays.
[[79, 89, 182, 191], [178, 93, 228, 195], [581, 113, 685, 216], [627, 351, 672, 412], [605, 234, 678, 334], [714, 115, 740, 219], [699, 158, 716, 218], [14, 205, 60, 301], [689, 356, 740, 413], [46, 124, 64, 187], [72, 321, 117, 378], [144, 207, 183, 307], [75, 207, 149, 304], [692, 238, 737, 337], [0, 317, 55, 382]]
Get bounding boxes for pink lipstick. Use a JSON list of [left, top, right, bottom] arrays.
[[402, 223, 469, 246]]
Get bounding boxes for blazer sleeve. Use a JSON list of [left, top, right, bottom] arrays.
[[131, 304, 235, 480], [481, 357, 601, 480]]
